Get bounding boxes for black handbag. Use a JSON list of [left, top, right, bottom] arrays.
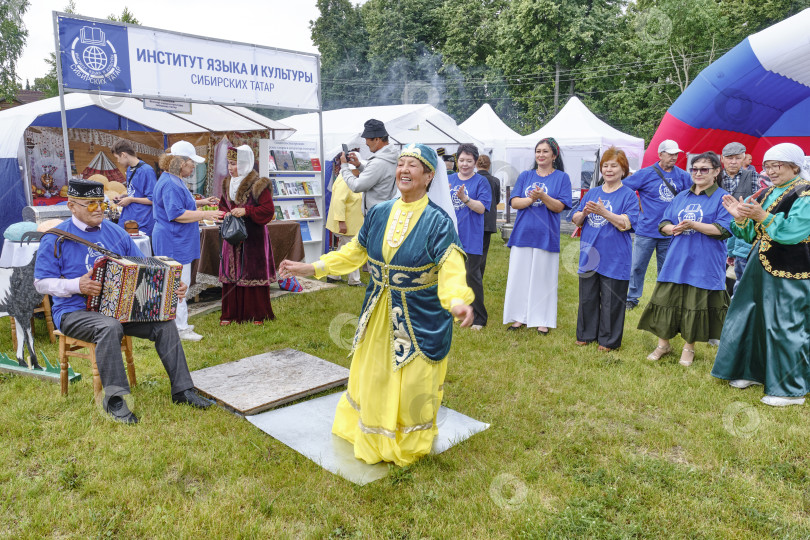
[[220, 214, 247, 245]]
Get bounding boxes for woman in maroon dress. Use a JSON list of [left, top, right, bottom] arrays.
[[218, 145, 276, 324]]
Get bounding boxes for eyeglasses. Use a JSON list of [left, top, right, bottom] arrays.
[[72, 200, 108, 212], [763, 162, 784, 173], [689, 167, 716, 175]]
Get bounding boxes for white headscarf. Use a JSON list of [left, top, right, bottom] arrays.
[[426, 162, 459, 233], [228, 145, 255, 201], [763, 143, 810, 181]]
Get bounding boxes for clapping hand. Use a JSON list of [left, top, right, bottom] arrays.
[[722, 195, 745, 219], [529, 188, 544, 202], [456, 184, 467, 202], [584, 198, 607, 217], [672, 220, 695, 235]]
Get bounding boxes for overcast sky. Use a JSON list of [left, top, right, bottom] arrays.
[[18, 0, 322, 85]]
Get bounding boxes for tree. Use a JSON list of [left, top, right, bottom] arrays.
[[107, 6, 140, 24], [0, 0, 30, 102]]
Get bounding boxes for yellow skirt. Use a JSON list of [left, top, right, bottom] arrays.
[[332, 292, 448, 467]]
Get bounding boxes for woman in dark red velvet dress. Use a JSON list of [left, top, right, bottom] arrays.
[[218, 145, 276, 324]]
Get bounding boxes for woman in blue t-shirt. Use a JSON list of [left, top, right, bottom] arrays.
[[571, 147, 640, 351], [448, 143, 492, 330], [503, 138, 572, 334], [638, 151, 733, 366], [152, 141, 222, 342]]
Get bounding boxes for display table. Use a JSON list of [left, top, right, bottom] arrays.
[[193, 221, 305, 285], [0, 235, 152, 267]]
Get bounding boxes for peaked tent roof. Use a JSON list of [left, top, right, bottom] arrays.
[[519, 96, 644, 150], [0, 94, 295, 160], [279, 104, 484, 156], [459, 103, 522, 142]]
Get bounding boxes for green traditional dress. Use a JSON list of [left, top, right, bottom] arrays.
[[711, 178, 810, 397]]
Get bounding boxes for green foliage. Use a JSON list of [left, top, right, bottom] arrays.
[[0, 0, 30, 102], [310, 0, 806, 143], [107, 6, 140, 24]]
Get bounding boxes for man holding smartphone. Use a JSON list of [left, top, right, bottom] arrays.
[[111, 140, 156, 236], [339, 119, 398, 214]]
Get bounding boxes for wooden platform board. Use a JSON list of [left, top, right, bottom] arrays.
[[190, 348, 349, 415]]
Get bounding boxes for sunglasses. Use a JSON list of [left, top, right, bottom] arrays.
[[72, 200, 109, 212], [689, 167, 717, 175]]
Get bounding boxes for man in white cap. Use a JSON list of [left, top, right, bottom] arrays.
[[623, 139, 692, 310]]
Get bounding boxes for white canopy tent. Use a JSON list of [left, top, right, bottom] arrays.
[[505, 97, 645, 190], [279, 104, 484, 160], [459, 103, 522, 164], [0, 94, 294, 234]]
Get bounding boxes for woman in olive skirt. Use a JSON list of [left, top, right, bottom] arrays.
[[638, 152, 733, 366]]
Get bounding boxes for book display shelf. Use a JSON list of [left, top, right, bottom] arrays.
[[259, 139, 325, 263]]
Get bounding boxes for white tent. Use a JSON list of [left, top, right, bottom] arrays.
[[459, 103, 524, 195], [279, 104, 484, 160], [0, 94, 294, 235], [506, 97, 645, 190]]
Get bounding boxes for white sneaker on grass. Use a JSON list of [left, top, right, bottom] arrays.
[[729, 379, 762, 389], [761, 395, 805, 407], [178, 329, 203, 342]]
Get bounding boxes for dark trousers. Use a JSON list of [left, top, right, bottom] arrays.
[[465, 253, 487, 326], [481, 232, 494, 277], [60, 311, 194, 402], [576, 272, 629, 349]]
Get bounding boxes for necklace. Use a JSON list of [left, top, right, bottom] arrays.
[[386, 208, 414, 248]]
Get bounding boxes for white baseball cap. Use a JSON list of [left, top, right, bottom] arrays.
[[658, 139, 683, 154], [168, 140, 205, 163]]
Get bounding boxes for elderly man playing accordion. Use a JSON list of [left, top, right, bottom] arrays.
[[34, 178, 212, 424]]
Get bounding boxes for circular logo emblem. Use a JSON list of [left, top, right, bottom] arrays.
[[677, 204, 703, 235], [658, 182, 675, 202], [84, 243, 106, 271], [450, 182, 465, 210], [69, 26, 121, 85]]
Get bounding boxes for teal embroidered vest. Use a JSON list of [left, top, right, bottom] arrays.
[[353, 198, 465, 371]]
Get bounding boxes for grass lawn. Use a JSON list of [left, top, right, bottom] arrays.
[[2, 234, 810, 538]]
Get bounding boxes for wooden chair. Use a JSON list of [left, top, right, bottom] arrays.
[[10, 296, 56, 348], [54, 330, 136, 403]]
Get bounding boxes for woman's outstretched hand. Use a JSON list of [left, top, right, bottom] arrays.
[[278, 259, 315, 279]]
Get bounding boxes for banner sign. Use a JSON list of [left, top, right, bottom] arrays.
[[143, 99, 192, 114], [56, 14, 320, 111]]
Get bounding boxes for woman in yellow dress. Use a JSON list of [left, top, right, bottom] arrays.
[[279, 143, 474, 466]]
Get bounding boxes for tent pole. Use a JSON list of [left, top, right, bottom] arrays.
[[316, 56, 326, 259], [53, 13, 72, 180]]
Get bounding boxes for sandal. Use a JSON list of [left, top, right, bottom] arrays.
[[219, 320, 232, 326], [507, 323, 524, 331], [646, 344, 672, 361], [679, 347, 695, 367]]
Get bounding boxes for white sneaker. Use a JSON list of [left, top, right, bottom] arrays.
[[470, 324, 483, 331], [707, 339, 720, 347], [729, 379, 762, 389], [761, 395, 805, 407], [178, 329, 203, 342]]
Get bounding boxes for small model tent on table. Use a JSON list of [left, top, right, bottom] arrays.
[[81, 151, 125, 184]]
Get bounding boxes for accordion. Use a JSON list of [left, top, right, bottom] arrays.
[[86, 256, 183, 322]]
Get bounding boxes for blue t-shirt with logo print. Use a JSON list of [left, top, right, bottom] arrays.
[[120, 160, 156, 235], [34, 219, 142, 329], [507, 169, 573, 253], [152, 172, 200, 265], [578, 185, 640, 280], [447, 172, 492, 256], [623, 163, 691, 239], [656, 185, 733, 290]]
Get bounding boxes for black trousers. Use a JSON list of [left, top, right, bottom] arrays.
[[481, 232, 494, 277], [61, 311, 194, 403], [576, 272, 629, 349], [465, 253, 487, 326]]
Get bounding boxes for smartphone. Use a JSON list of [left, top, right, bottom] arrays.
[[342, 144, 349, 155]]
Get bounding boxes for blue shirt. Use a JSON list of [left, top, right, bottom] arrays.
[[448, 172, 492, 255], [507, 169, 573, 253], [152, 172, 200, 265], [34, 219, 142, 329], [623, 163, 691, 239], [578, 185, 640, 280], [120, 160, 156, 235], [657, 185, 732, 290]]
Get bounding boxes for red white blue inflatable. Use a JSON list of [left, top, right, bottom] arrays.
[[644, 8, 810, 168]]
